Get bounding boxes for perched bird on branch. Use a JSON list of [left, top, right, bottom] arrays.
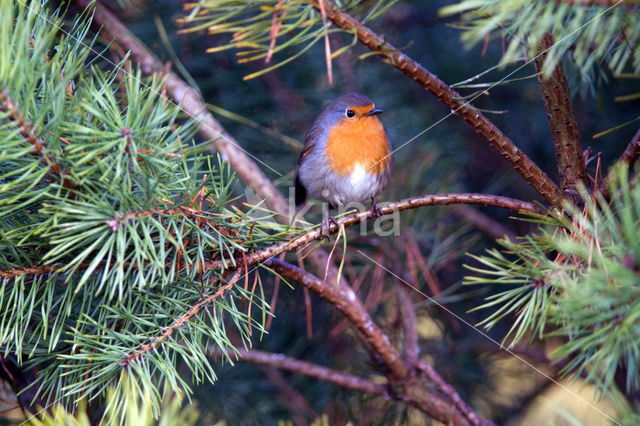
[[294, 93, 392, 233]]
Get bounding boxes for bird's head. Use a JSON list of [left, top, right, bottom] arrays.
[[324, 92, 383, 126]]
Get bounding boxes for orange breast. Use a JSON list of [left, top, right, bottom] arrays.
[[325, 116, 390, 176]]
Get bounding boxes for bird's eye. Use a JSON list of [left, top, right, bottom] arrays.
[[345, 109, 356, 118]]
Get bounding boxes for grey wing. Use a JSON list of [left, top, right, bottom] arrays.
[[297, 124, 324, 167], [294, 124, 323, 205]]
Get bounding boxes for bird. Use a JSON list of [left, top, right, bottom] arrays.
[[294, 92, 392, 234]]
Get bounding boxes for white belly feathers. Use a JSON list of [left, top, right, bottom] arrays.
[[300, 157, 386, 207], [349, 163, 371, 195], [329, 162, 379, 205]]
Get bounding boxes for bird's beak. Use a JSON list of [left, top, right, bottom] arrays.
[[365, 108, 383, 116]]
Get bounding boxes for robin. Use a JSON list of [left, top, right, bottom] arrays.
[[294, 93, 392, 232]]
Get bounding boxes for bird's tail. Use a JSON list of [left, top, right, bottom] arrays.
[[294, 173, 307, 206]]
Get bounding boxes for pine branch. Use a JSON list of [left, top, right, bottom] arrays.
[[552, 0, 639, 6], [0, 90, 76, 190], [103, 205, 226, 232], [1, 193, 537, 289], [265, 258, 408, 380], [222, 348, 387, 395], [0, 265, 57, 279], [1, 191, 536, 279], [310, 0, 565, 208], [441, 0, 640, 89], [466, 172, 640, 397], [1, 1, 285, 412], [535, 34, 586, 193], [226, 350, 495, 426], [264, 258, 493, 426], [74, 0, 348, 287], [206, 193, 543, 271], [0, 205, 229, 278], [72, 0, 289, 217], [119, 270, 242, 367], [112, 247, 487, 424]]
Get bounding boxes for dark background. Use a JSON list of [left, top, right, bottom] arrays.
[[95, 0, 639, 423]]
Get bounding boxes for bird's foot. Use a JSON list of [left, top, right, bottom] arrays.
[[371, 197, 384, 218], [321, 215, 339, 240]]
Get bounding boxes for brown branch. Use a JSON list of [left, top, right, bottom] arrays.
[[264, 258, 492, 426], [5, 195, 510, 347], [310, 0, 565, 208], [3, 193, 537, 285], [0, 90, 76, 190], [220, 348, 493, 425], [535, 33, 586, 193], [103, 205, 226, 231], [119, 270, 241, 367], [1, 206, 224, 279], [395, 286, 419, 367], [206, 193, 544, 271], [225, 348, 387, 395], [74, 0, 289, 217], [0, 265, 57, 279], [265, 258, 408, 380], [617, 128, 640, 169], [601, 128, 640, 196]]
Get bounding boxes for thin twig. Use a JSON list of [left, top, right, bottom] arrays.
[[0, 90, 76, 190], [103, 205, 226, 231], [119, 270, 241, 366], [535, 33, 586, 193], [265, 258, 408, 380], [310, 0, 565, 208], [0, 265, 57, 279], [617, 128, 640, 169], [221, 348, 387, 395], [3, 193, 539, 282], [265, 0, 287, 64], [317, 0, 334, 85], [416, 361, 484, 426], [206, 193, 544, 272], [395, 286, 419, 367], [260, 366, 317, 425], [601, 128, 640, 195], [74, 0, 289, 217]]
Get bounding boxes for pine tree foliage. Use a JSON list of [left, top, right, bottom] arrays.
[[440, 0, 640, 89], [29, 372, 199, 426], [179, 0, 398, 79], [0, 1, 287, 413], [465, 165, 640, 400]]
